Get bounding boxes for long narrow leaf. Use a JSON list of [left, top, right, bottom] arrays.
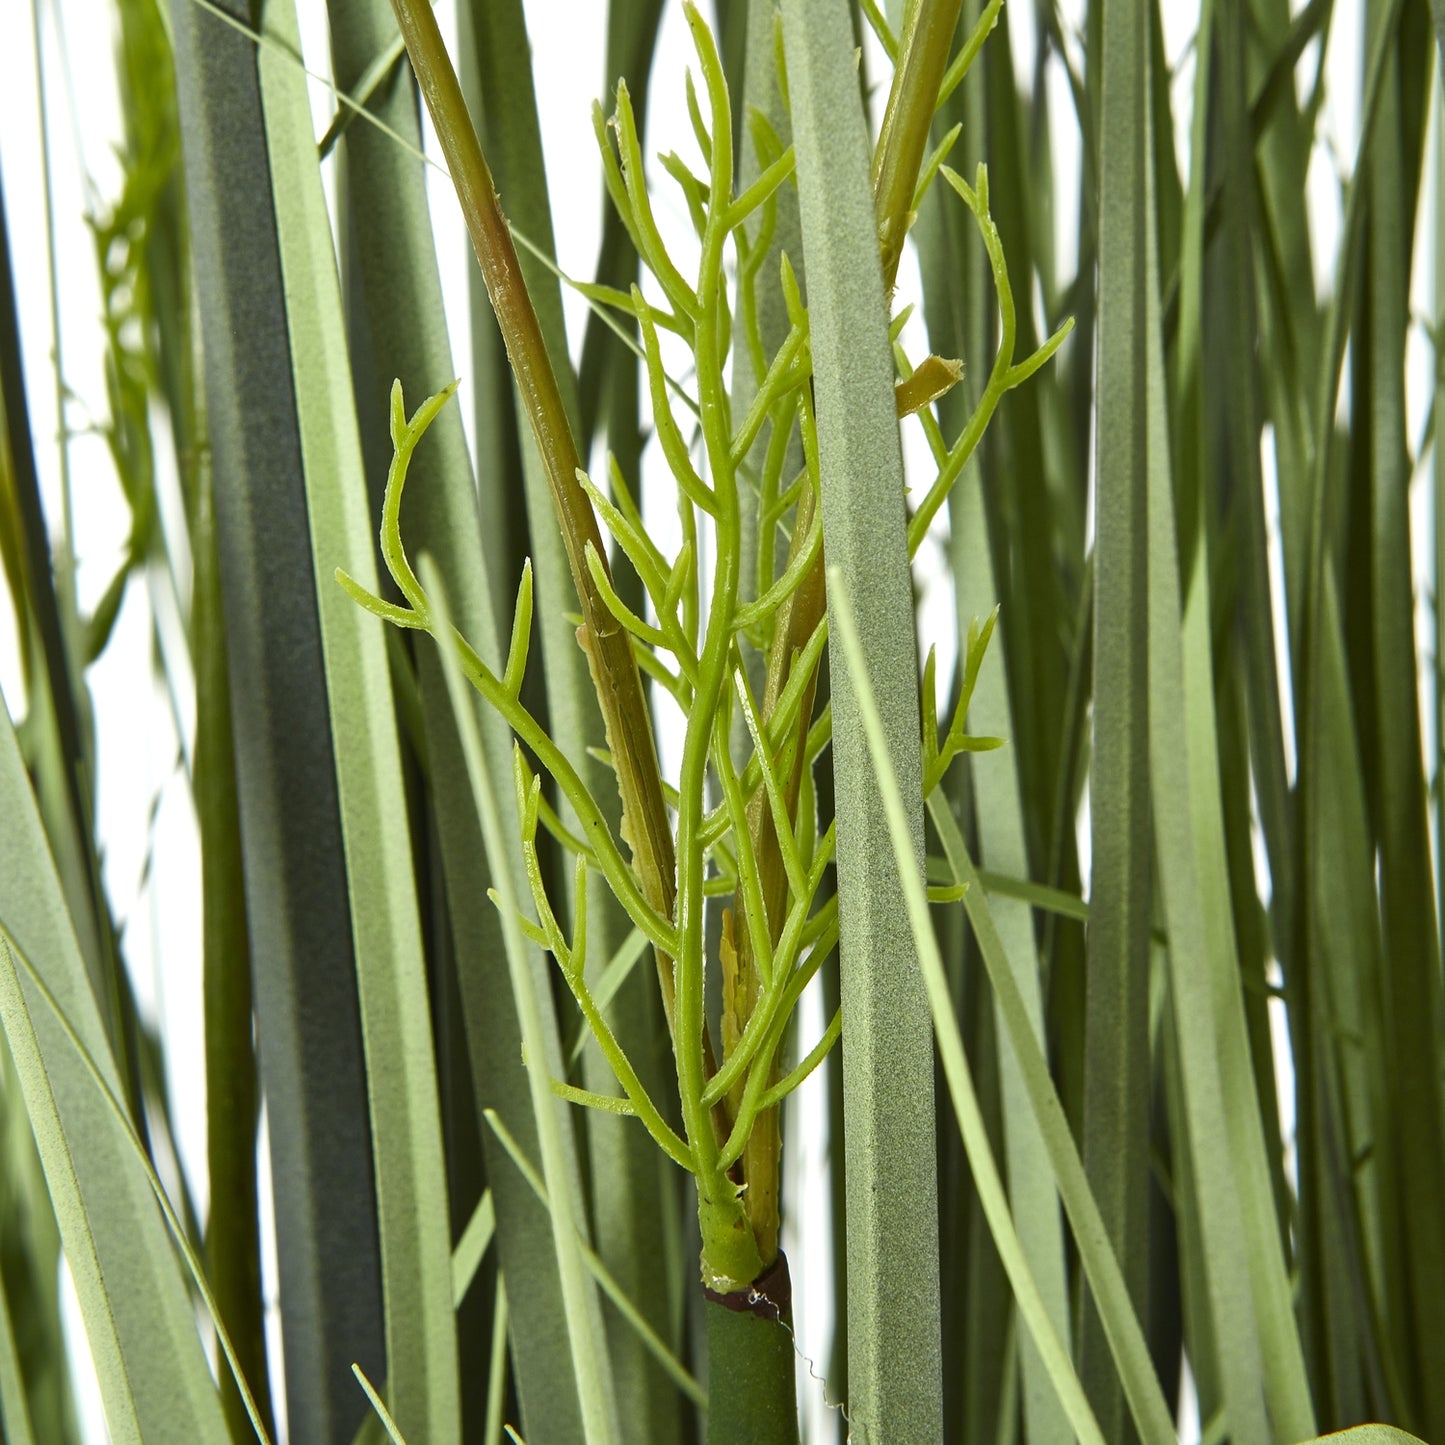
[[254, 8, 460, 1440], [830, 575, 1108, 1445], [922, 798, 1177, 1444], [169, 3, 388, 1434], [423, 560, 620, 1445], [947, 192, 1072, 1445], [948, 412, 1072, 1444], [1143, 72, 1271, 1442], [780, 1, 941, 1435], [1362, 38, 1445, 1438], [0, 705, 227, 1445], [1083, 3, 1153, 1435]]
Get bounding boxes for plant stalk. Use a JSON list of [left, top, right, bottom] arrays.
[[873, 0, 966, 291], [726, 491, 826, 1265], [704, 1254, 798, 1445], [387, 0, 731, 1118]]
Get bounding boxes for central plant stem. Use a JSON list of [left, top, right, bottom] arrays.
[[386, 0, 735, 1143], [704, 1254, 797, 1445], [383, 0, 983, 1436]]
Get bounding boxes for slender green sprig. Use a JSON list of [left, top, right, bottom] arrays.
[[388, 0, 690, 1090], [935, 0, 1004, 112], [506, 761, 692, 1174], [362, 0, 1058, 1309], [589, 12, 1056, 1279], [905, 164, 1074, 550], [337, 383, 676, 962], [873, 0, 966, 288], [641, 3, 794, 1292], [350, 5, 833, 1296]]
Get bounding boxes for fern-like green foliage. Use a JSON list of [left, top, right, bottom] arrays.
[[341, 0, 1063, 1306]]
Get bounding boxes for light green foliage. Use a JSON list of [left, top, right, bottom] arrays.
[[0, 713, 230, 1445], [345, 1, 1039, 1314], [0, 917, 266, 1445]]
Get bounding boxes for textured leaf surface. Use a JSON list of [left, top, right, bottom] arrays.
[[0, 704, 227, 1445], [780, 0, 940, 1435], [256, 6, 459, 1439]]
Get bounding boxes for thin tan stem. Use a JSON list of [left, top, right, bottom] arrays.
[[387, 0, 732, 1132]]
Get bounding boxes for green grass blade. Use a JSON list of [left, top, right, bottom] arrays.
[[973, 14, 1078, 849], [1363, 40, 1445, 1437], [0, 924, 276, 1445], [1155, 15, 1319, 1433], [485, 1277, 511, 1445], [194, 476, 274, 1442], [452, 1190, 495, 1310], [1211, 0, 1300, 1200], [951, 998, 1013, 1445], [1208, 31, 1312, 1364], [423, 559, 620, 1445], [460, 7, 683, 1436], [0, 706, 227, 1445], [931, 20, 1075, 1418], [173, 84, 272, 1425], [831, 575, 1108, 1445], [1290, 3, 1418, 1425], [253, 8, 461, 1440], [951, 416, 1071, 1445], [1304, 572, 1404, 1423], [1246, 0, 1323, 659], [1083, 2, 1153, 1434], [353, 1365, 410, 1445], [908, 17, 1086, 1426], [1168, 5, 1322, 1434], [973, 871, 1089, 926], [1142, 94, 1270, 1445], [922, 793, 1177, 1444], [780, 1, 940, 1433], [170, 4, 390, 1433]]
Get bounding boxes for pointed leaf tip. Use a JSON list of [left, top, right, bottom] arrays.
[[389, 378, 406, 446]]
